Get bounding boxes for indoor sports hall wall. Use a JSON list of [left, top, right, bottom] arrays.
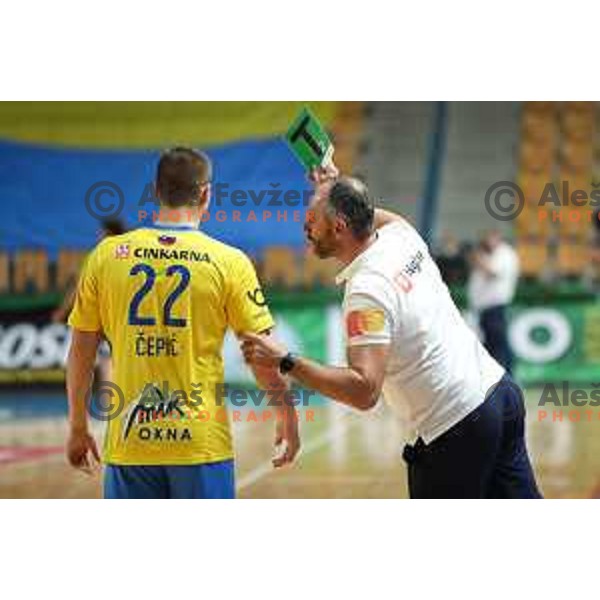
[[0, 102, 340, 260]]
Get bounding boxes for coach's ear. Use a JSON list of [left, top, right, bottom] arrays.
[[334, 213, 349, 235]]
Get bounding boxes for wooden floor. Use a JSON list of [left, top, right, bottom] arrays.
[[1, 395, 599, 499]]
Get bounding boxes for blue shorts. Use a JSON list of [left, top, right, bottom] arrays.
[[104, 460, 235, 499]]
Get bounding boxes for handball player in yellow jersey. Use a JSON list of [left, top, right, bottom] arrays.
[[66, 147, 300, 498]]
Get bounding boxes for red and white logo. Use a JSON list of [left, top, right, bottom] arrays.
[[115, 244, 130, 259]]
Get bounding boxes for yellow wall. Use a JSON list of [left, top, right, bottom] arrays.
[[0, 101, 338, 148]]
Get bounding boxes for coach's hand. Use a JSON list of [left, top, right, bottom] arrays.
[[67, 429, 101, 475], [308, 161, 339, 186], [241, 332, 288, 368]]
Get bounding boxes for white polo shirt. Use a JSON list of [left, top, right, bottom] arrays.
[[467, 242, 520, 312], [336, 220, 505, 444]]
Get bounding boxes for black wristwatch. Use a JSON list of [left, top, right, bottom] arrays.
[[279, 352, 297, 375]]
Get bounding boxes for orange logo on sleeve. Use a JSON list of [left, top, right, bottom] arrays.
[[346, 309, 386, 338]]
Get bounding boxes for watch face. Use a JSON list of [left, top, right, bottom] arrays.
[[280, 353, 296, 374]]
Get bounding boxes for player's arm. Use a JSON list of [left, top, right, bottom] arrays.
[[226, 251, 300, 466], [244, 329, 300, 467], [241, 334, 389, 411], [52, 281, 77, 323], [66, 330, 101, 473], [65, 247, 103, 473]]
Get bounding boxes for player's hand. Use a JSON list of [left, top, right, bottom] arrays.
[[241, 332, 288, 369], [66, 429, 101, 475], [272, 412, 300, 468], [308, 161, 339, 185]]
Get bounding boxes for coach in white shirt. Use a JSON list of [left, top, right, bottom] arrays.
[[468, 231, 519, 374], [242, 167, 540, 499]]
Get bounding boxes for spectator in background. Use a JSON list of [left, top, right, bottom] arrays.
[[468, 230, 519, 374], [434, 230, 469, 286]]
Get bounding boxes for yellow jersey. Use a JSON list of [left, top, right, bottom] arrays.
[[68, 224, 274, 465]]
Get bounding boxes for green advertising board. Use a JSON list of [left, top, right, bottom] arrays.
[[2, 290, 599, 387], [226, 301, 600, 387], [510, 303, 600, 384]]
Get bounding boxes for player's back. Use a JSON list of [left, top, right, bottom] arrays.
[[69, 224, 274, 465]]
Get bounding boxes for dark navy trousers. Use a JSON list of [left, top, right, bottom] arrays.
[[402, 375, 542, 499]]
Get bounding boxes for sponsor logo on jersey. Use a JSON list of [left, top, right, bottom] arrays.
[[115, 244, 130, 259], [394, 250, 426, 292], [133, 248, 210, 262], [346, 309, 386, 338], [121, 384, 191, 442], [247, 287, 267, 307]]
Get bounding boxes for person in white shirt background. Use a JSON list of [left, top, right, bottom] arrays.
[[241, 164, 541, 499], [468, 230, 520, 375]]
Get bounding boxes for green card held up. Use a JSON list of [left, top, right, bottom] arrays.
[[285, 107, 334, 171]]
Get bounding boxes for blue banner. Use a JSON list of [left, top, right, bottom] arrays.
[[0, 137, 311, 258]]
